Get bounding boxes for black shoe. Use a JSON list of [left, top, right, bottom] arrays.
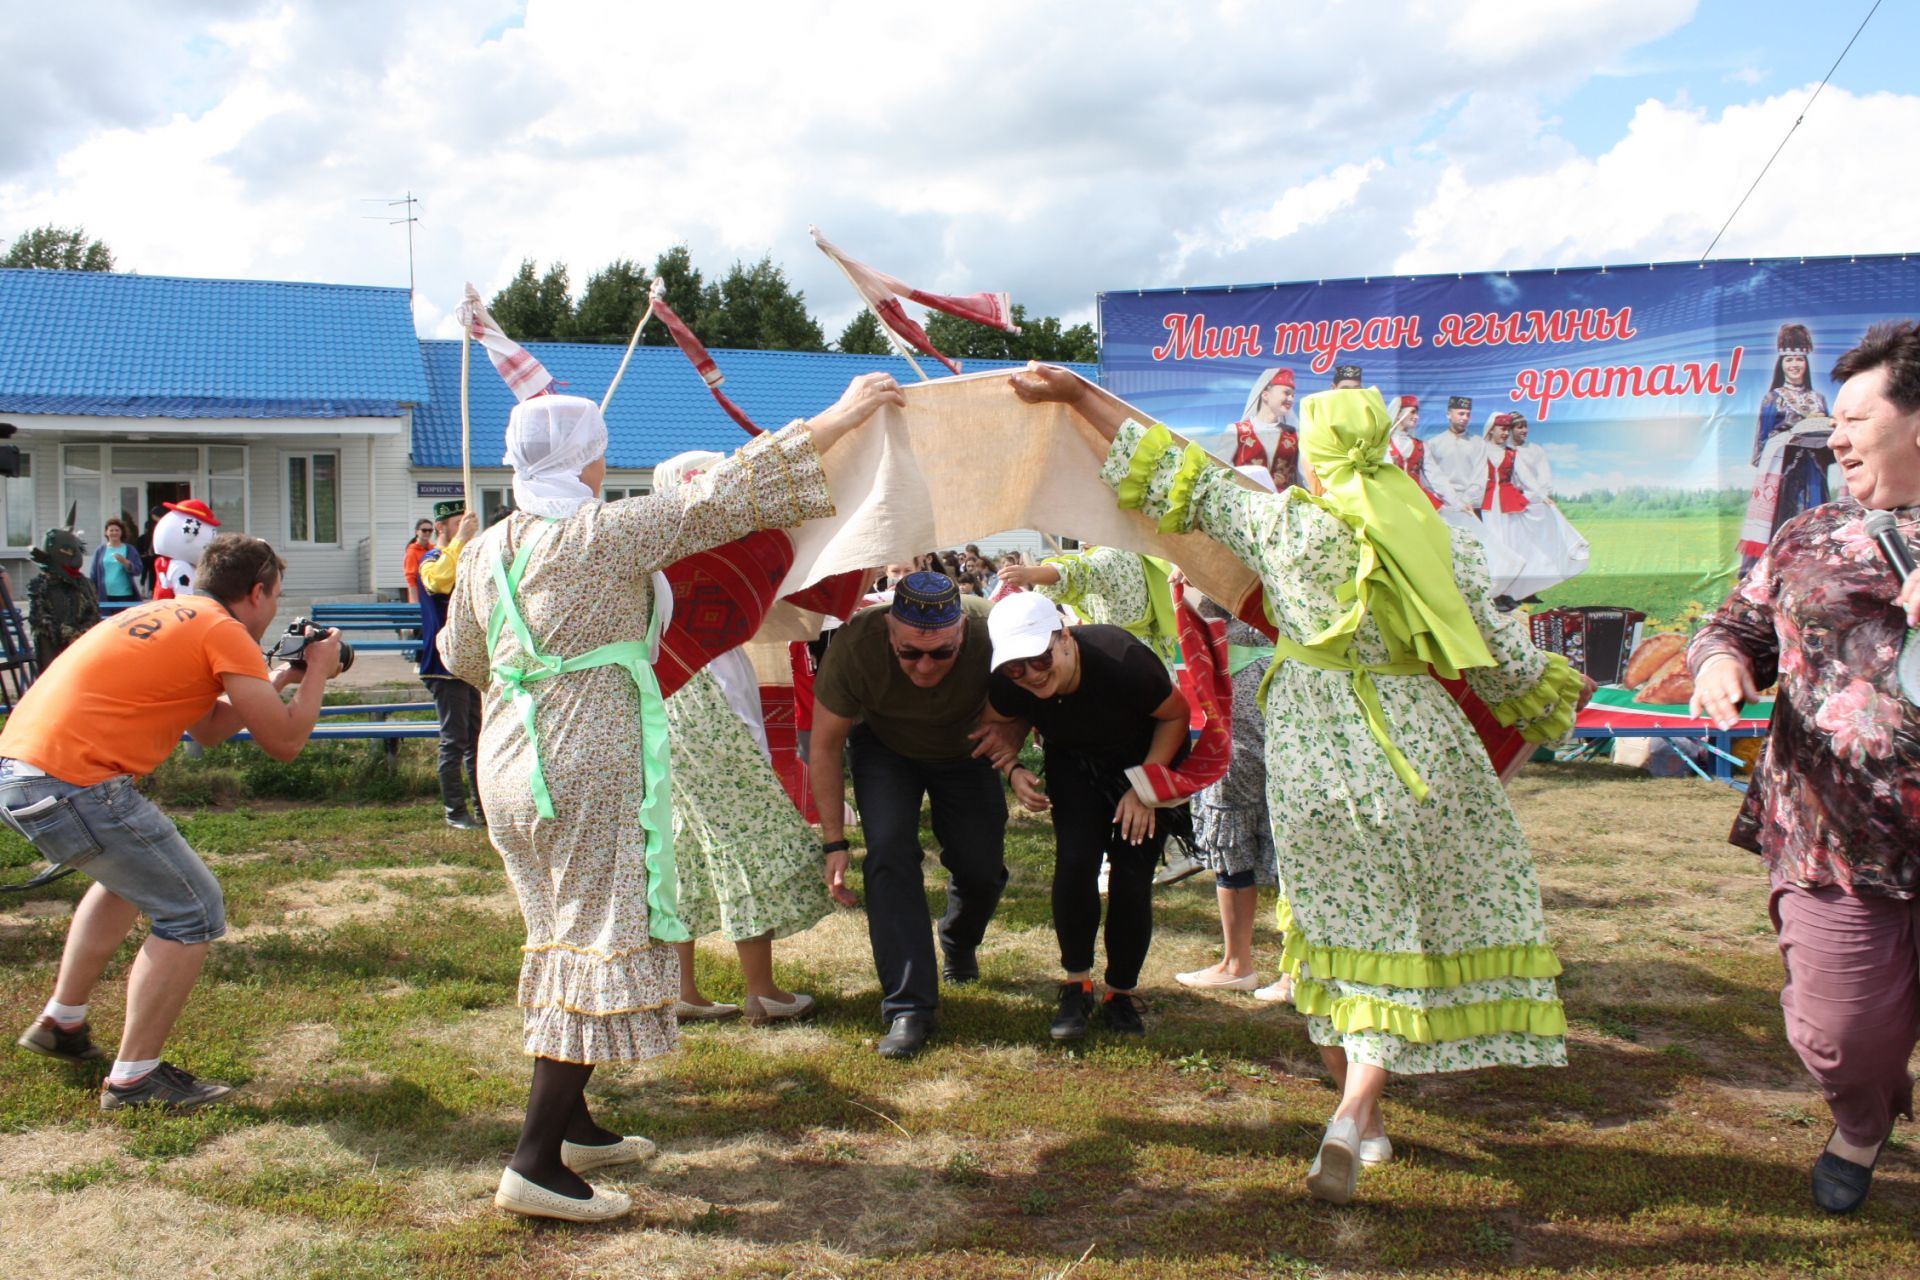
[[1812, 1130, 1887, 1214], [876, 1014, 933, 1060], [445, 809, 485, 830], [942, 946, 979, 984], [99, 1061, 233, 1113], [1050, 982, 1094, 1042], [16, 1016, 105, 1064], [1101, 991, 1146, 1036]]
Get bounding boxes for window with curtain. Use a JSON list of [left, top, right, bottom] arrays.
[[287, 451, 340, 544], [4, 455, 33, 548], [208, 446, 247, 532]]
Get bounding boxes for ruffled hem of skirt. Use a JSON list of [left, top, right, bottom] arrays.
[[521, 1003, 679, 1064], [519, 939, 679, 1021]]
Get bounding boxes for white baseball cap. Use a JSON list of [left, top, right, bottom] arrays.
[[988, 591, 1064, 671]]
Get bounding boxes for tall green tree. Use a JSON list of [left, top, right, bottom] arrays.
[[3, 224, 115, 271], [644, 245, 706, 345], [571, 258, 653, 344], [923, 303, 1096, 363], [835, 309, 891, 355], [701, 255, 827, 352], [488, 259, 572, 340]]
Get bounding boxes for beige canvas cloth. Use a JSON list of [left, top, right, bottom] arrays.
[[770, 369, 1266, 621]]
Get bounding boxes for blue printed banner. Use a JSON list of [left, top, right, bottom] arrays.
[[1098, 253, 1920, 627]]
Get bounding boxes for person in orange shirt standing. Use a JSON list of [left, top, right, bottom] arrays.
[[4, 534, 342, 1112], [402, 517, 435, 604]]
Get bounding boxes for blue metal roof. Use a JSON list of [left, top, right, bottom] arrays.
[[414, 341, 1098, 469], [0, 268, 428, 419]]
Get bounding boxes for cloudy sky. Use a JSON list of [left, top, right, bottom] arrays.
[[3, 0, 1914, 339]]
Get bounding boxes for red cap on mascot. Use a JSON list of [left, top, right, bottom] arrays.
[[163, 498, 220, 526]]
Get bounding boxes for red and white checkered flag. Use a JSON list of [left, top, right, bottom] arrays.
[[810, 226, 1020, 375], [456, 284, 555, 401]]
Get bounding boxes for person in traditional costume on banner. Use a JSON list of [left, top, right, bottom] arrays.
[[418, 499, 485, 830], [1175, 466, 1287, 1001], [1690, 320, 1920, 1217], [808, 573, 1008, 1061], [1740, 323, 1837, 574], [1507, 415, 1591, 596], [648, 450, 832, 1030], [1332, 363, 1363, 389], [1009, 364, 1590, 1206], [982, 592, 1192, 1041], [1229, 367, 1300, 490], [1424, 396, 1525, 599], [439, 352, 901, 1222], [1477, 412, 1537, 599], [1386, 395, 1443, 509]]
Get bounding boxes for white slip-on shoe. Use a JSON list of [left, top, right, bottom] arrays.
[[1253, 974, 1295, 1004], [672, 1000, 741, 1022], [1306, 1116, 1362, 1205], [494, 1168, 633, 1223], [1175, 967, 1260, 991], [743, 992, 816, 1026], [1359, 1134, 1394, 1166], [561, 1135, 658, 1174]]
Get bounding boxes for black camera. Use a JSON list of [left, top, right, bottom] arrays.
[[269, 617, 355, 673]]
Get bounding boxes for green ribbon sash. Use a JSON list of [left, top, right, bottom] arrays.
[[487, 522, 688, 943]]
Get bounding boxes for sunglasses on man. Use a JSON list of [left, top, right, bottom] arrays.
[[893, 642, 959, 663]]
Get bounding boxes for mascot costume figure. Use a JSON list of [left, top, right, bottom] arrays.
[[28, 507, 99, 668], [151, 498, 221, 599]]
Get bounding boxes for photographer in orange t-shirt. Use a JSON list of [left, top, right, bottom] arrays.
[[2, 534, 341, 1112]]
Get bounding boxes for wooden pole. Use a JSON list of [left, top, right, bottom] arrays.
[[600, 280, 661, 414], [459, 329, 476, 528]]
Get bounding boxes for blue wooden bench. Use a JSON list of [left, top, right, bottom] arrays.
[[309, 602, 424, 661]]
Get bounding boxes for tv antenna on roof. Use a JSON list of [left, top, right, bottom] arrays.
[[361, 192, 422, 295]]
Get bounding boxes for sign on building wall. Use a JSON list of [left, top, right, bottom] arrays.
[[1098, 254, 1920, 628], [416, 481, 465, 497]]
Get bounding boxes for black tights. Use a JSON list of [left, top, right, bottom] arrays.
[[507, 1057, 623, 1196]]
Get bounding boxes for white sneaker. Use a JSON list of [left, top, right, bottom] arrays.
[[1306, 1116, 1361, 1205], [1175, 966, 1260, 991], [1153, 851, 1204, 886], [561, 1135, 657, 1174], [1253, 974, 1295, 1004], [1359, 1134, 1393, 1166], [494, 1168, 633, 1222]]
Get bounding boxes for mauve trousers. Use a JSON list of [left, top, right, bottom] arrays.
[[1770, 876, 1920, 1147]]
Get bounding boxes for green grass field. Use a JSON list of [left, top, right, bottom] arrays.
[[2, 767, 1916, 1278], [1538, 511, 1741, 626]]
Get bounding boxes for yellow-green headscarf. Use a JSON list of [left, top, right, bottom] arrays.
[[1294, 388, 1495, 678]]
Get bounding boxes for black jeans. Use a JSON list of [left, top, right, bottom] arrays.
[[428, 677, 482, 818], [1047, 751, 1168, 990], [847, 725, 1008, 1023]]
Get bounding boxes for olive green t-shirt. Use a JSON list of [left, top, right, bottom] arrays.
[[813, 595, 993, 760]]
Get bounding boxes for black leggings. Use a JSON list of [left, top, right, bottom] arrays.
[[1047, 751, 1168, 990]]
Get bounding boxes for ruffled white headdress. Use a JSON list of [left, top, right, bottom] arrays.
[[503, 395, 609, 518]]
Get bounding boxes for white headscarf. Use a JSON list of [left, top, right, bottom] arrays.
[[502, 395, 609, 518]]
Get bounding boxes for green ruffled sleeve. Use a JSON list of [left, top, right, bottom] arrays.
[[1485, 650, 1583, 743]]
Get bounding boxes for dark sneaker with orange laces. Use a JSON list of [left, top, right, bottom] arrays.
[[1101, 991, 1146, 1036], [99, 1062, 233, 1113]]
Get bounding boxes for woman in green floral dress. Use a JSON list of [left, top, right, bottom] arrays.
[[1010, 366, 1589, 1205]]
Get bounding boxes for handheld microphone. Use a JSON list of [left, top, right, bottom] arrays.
[[1863, 510, 1920, 703]]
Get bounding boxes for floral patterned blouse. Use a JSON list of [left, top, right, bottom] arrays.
[[1689, 498, 1920, 898]]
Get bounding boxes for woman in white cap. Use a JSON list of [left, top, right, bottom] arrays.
[[982, 592, 1191, 1042], [648, 450, 834, 1030], [1010, 365, 1587, 1206], [440, 374, 901, 1223]]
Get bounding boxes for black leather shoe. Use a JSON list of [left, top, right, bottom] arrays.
[[876, 1014, 933, 1060], [1812, 1130, 1887, 1214], [1050, 983, 1093, 1042], [942, 946, 979, 984], [1101, 991, 1146, 1036]]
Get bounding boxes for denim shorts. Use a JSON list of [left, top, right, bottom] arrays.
[[0, 762, 225, 944]]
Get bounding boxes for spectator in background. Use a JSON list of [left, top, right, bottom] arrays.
[[90, 518, 143, 605], [403, 518, 434, 604]]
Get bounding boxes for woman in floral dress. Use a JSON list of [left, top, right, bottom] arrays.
[[441, 376, 900, 1223], [1011, 366, 1587, 1205]]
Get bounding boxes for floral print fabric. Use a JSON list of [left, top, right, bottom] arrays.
[[440, 422, 834, 1062], [666, 666, 833, 942], [1690, 498, 1920, 899], [1038, 545, 1181, 669], [1102, 419, 1569, 1074]]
